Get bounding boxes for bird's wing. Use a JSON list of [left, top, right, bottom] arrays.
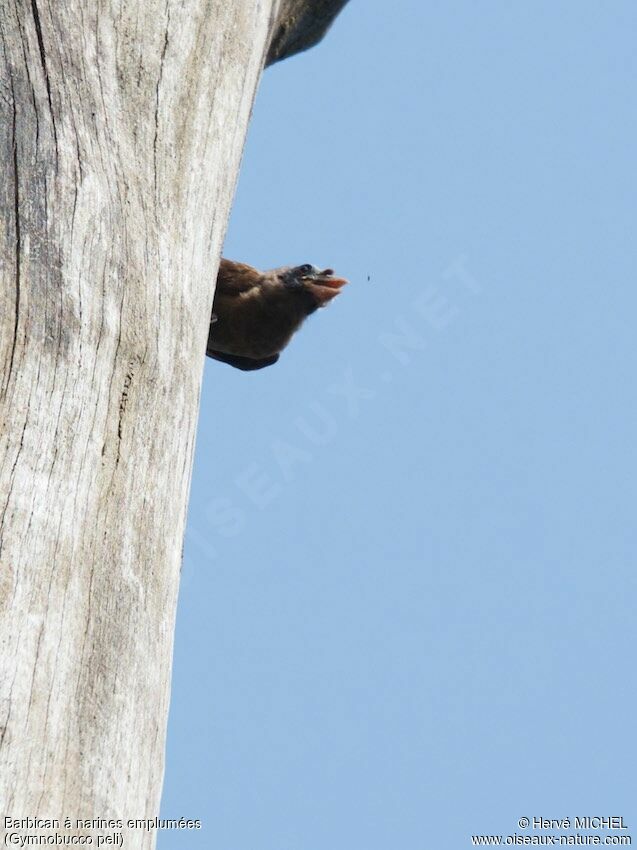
[[215, 258, 262, 296], [206, 349, 280, 371]]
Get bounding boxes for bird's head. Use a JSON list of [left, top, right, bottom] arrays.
[[278, 264, 348, 313]]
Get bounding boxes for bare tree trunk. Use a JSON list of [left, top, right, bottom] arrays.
[[0, 1, 274, 844], [0, 0, 348, 844]]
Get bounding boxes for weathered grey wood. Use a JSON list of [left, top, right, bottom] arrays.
[[0, 1, 273, 845], [0, 0, 349, 844]]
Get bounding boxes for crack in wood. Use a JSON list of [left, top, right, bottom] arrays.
[[115, 367, 134, 467], [0, 416, 28, 560], [30, 0, 58, 163], [153, 5, 170, 200], [3, 79, 21, 399]]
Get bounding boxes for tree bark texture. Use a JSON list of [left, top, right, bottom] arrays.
[[0, 0, 287, 844]]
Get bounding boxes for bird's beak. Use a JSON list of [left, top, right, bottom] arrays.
[[305, 269, 349, 306], [314, 268, 349, 289]]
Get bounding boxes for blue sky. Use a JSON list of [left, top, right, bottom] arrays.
[[160, 2, 636, 847]]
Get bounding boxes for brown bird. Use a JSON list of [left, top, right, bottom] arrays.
[[206, 258, 348, 371]]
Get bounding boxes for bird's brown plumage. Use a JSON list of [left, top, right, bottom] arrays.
[[206, 259, 348, 371]]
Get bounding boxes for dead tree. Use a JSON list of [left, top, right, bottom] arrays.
[[0, 1, 347, 846]]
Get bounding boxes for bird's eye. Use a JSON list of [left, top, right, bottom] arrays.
[[298, 264, 313, 276]]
